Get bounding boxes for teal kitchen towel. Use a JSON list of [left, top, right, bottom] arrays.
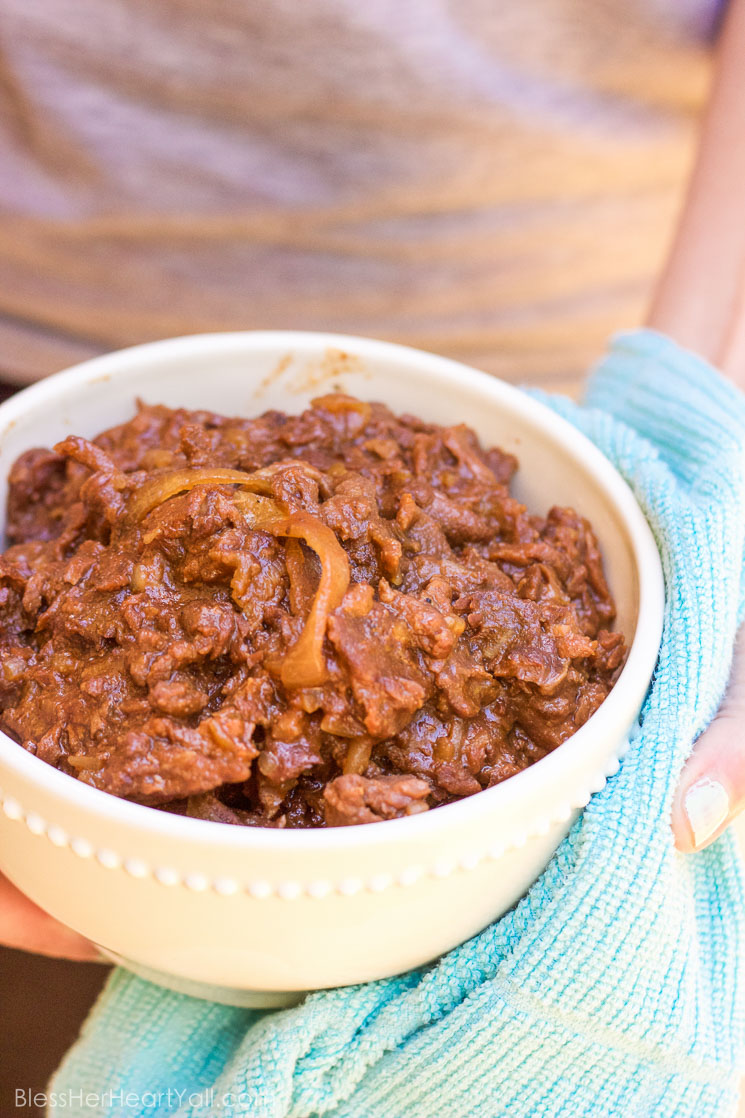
[[48, 330, 745, 1117]]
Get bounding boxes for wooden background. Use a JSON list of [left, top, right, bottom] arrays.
[[0, 2, 715, 396]]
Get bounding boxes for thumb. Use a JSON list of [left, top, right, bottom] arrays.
[[671, 625, 745, 852]]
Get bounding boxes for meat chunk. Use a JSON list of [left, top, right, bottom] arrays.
[[323, 773, 431, 826], [327, 602, 430, 738], [0, 395, 626, 826]]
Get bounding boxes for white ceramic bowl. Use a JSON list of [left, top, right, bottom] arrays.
[[0, 332, 664, 1006]]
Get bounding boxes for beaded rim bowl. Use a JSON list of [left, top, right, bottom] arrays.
[[0, 332, 664, 1001]]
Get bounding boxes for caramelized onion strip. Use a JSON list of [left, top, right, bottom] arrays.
[[128, 468, 283, 525], [128, 469, 348, 689], [270, 512, 350, 689]]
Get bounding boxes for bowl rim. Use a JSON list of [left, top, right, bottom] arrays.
[[0, 330, 665, 853]]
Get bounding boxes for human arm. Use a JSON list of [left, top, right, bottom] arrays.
[[648, 0, 745, 850]]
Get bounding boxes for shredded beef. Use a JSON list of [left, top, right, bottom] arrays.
[[0, 394, 627, 827]]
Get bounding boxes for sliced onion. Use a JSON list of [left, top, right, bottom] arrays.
[[342, 738, 373, 775], [270, 511, 350, 689], [127, 469, 349, 689], [128, 467, 283, 525]]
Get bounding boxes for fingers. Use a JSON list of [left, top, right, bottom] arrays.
[[672, 625, 745, 852], [0, 873, 101, 961]]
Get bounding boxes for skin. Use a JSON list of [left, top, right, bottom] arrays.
[[2, 2, 744, 962], [648, 0, 745, 853], [0, 872, 98, 961]]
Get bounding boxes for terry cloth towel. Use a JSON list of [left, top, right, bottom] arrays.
[[49, 329, 745, 1118]]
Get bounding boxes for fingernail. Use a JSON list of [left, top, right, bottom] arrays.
[[684, 777, 730, 848]]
